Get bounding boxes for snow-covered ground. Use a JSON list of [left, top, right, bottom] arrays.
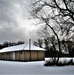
[[46, 57, 74, 63], [0, 58, 74, 75]]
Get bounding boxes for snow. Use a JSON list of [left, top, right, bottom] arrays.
[[59, 58, 74, 63], [0, 58, 74, 75], [0, 44, 45, 53], [45, 57, 74, 63]]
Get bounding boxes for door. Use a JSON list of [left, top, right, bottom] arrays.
[[12, 52, 15, 60]]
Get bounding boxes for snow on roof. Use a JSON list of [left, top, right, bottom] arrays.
[[0, 44, 45, 53]]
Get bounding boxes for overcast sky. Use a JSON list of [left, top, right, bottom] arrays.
[[0, 0, 40, 44]]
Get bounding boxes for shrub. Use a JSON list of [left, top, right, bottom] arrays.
[[44, 58, 74, 66], [44, 60, 55, 66], [68, 59, 74, 65]]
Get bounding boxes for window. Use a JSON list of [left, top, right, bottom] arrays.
[[21, 51, 22, 54], [2, 53, 4, 55], [7, 53, 8, 55]]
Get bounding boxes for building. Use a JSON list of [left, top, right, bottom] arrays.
[[0, 44, 45, 61]]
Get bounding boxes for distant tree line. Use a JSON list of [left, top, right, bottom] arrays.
[[0, 41, 24, 50], [34, 37, 74, 57]]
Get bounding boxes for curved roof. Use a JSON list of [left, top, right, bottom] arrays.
[[0, 44, 45, 53]]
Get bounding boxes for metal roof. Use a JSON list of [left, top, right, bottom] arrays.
[[0, 44, 45, 53]]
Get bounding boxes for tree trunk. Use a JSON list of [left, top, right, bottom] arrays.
[[42, 17, 61, 63]]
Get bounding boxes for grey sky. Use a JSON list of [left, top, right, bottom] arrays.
[[0, 0, 40, 43]]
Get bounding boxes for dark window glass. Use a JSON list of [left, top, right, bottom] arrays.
[[21, 51, 22, 54], [7, 53, 8, 55]]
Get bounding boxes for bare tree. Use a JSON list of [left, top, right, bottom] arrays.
[[30, 0, 74, 63], [30, 0, 62, 62], [33, 39, 43, 48], [31, 0, 74, 37]]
